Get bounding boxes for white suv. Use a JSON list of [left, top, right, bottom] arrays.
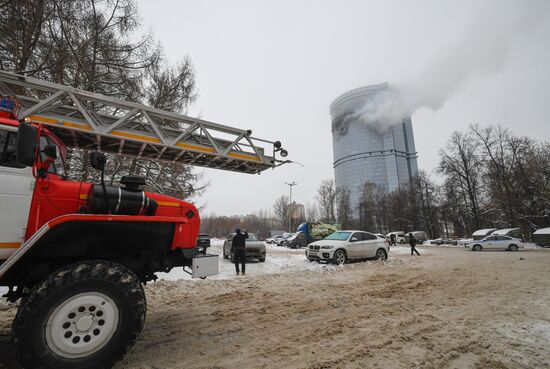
[[305, 231, 389, 265]]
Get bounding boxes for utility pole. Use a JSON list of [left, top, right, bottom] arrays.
[[284, 181, 298, 232]]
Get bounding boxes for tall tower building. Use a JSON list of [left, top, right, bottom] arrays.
[[330, 84, 418, 208]]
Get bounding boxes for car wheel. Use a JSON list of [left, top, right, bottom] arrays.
[[229, 252, 234, 263], [508, 244, 518, 251], [473, 244, 482, 251], [258, 258, 266, 262], [333, 250, 347, 265], [223, 248, 228, 259], [12, 261, 145, 369], [375, 249, 387, 261]]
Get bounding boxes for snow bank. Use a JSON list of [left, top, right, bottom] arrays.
[[157, 241, 417, 281]]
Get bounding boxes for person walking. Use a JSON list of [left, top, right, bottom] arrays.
[[389, 233, 397, 247], [231, 228, 249, 275], [409, 232, 420, 256]]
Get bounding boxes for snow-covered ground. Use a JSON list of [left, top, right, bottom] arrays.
[[156, 239, 330, 281], [156, 240, 412, 281]]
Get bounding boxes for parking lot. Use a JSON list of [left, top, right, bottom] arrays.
[[1, 245, 549, 369]]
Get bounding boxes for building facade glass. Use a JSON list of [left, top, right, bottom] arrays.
[[330, 84, 419, 209]]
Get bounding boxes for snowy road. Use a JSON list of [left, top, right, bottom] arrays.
[[2, 246, 550, 369]]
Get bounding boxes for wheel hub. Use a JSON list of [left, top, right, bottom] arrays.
[[75, 315, 94, 332], [45, 292, 119, 359]]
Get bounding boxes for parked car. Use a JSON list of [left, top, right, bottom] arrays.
[[533, 227, 550, 248], [285, 231, 307, 248], [457, 238, 473, 246], [386, 231, 407, 243], [266, 235, 283, 244], [472, 228, 498, 240], [223, 233, 266, 262], [277, 233, 293, 246], [305, 231, 388, 265], [196, 233, 211, 253], [443, 238, 458, 245], [430, 238, 444, 245], [468, 235, 524, 251], [491, 228, 523, 240]]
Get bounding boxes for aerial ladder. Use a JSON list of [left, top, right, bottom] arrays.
[[0, 70, 289, 174]]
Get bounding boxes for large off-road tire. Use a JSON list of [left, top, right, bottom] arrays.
[[375, 249, 388, 261], [333, 249, 347, 265], [12, 260, 146, 369]]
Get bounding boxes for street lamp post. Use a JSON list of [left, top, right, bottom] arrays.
[[284, 181, 298, 233]]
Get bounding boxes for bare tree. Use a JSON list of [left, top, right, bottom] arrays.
[[305, 201, 318, 222], [336, 186, 353, 229], [273, 195, 290, 228], [0, 0, 205, 201], [439, 131, 484, 230], [471, 125, 522, 226], [317, 179, 337, 223], [410, 171, 441, 238]]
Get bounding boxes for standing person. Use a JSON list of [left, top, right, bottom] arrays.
[[390, 233, 397, 247], [231, 228, 249, 275], [409, 232, 420, 256]]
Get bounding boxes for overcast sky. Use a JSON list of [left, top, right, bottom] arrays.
[[137, 0, 550, 216]]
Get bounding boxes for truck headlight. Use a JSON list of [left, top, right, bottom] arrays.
[[321, 246, 333, 249]]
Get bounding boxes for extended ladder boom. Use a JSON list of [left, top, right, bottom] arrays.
[[0, 70, 287, 174]]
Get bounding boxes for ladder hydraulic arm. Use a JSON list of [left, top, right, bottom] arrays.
[[0, 70, 288, 174]]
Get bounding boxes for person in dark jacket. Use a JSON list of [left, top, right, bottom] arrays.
[[389, 233, 397, 247], [409, 233, 420, 255], [231, 228, 249, 275]]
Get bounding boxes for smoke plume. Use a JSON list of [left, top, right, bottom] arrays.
[[353, 0, 550, 131]]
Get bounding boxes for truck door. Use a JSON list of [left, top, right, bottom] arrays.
[[0, 127, 34, 260]]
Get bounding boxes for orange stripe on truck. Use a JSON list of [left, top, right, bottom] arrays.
[[0, 242, 21, 248], [156, 201, 181, 207]]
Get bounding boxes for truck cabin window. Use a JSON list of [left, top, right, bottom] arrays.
[[39, 135, 65, 176], [0, 129, 25, 168]]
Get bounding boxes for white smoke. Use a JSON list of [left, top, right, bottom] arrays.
[[353, 0, 550, 131]]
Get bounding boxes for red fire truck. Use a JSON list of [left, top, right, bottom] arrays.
[[0, 71, 288, 369]]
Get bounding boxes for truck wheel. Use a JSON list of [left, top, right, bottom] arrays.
[[12, 260, 146, 369]]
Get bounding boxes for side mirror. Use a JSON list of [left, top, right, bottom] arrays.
[[350, 237, 358, 242], [16, 123, 38, 167], [43, 144, 57, 159], [89, 150, 106, 171]]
